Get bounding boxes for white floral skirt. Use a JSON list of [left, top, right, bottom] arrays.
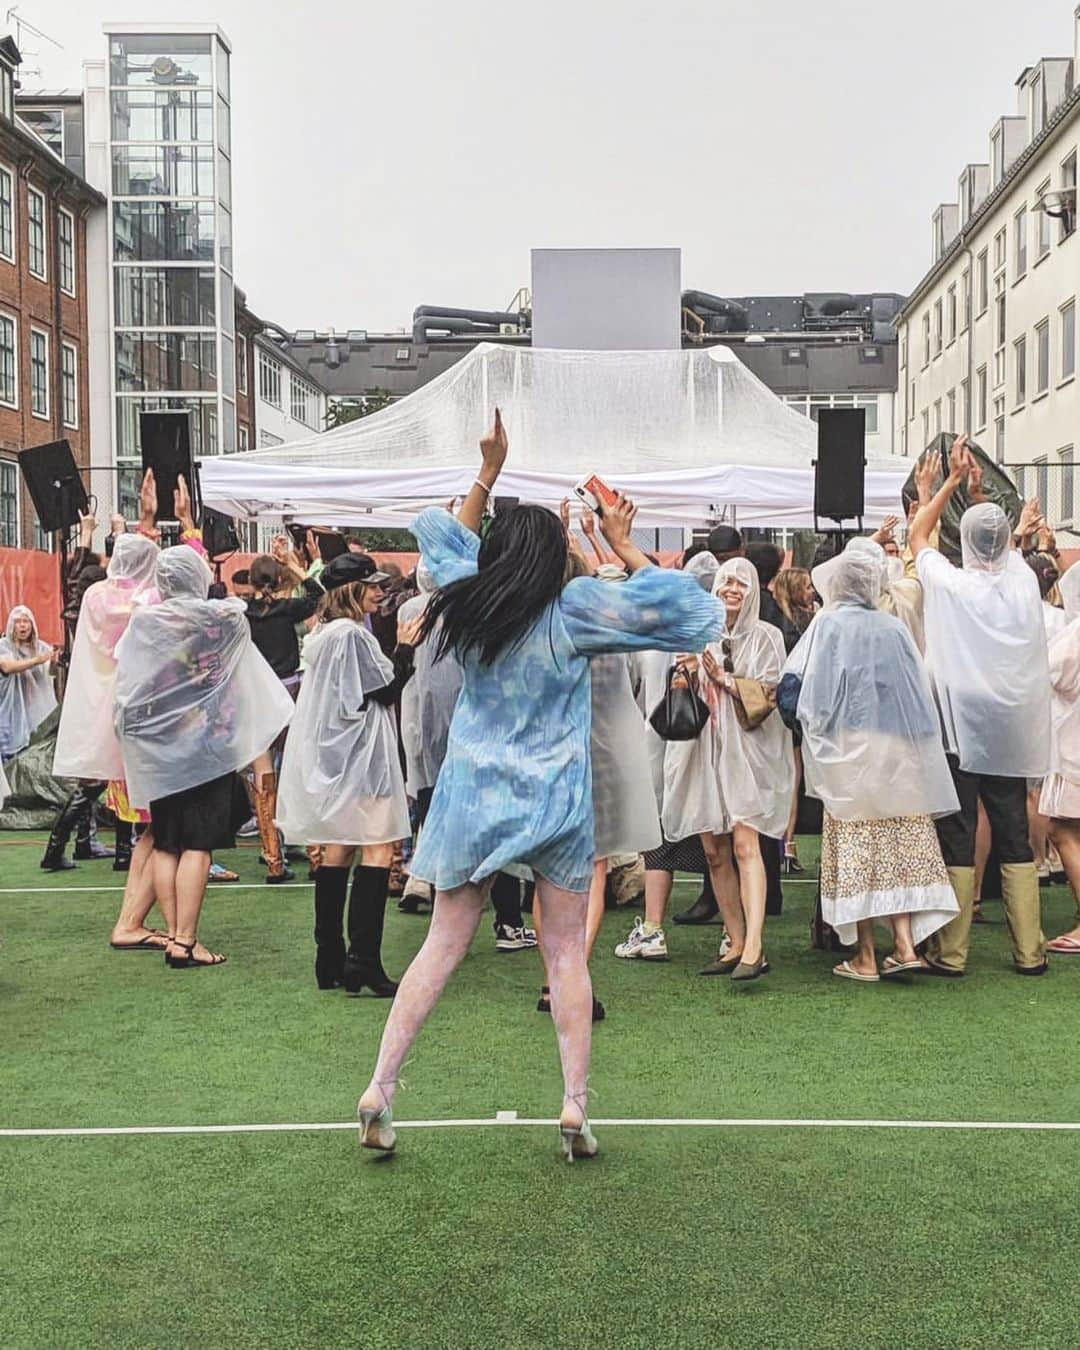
[[821, 812, 959, 948]]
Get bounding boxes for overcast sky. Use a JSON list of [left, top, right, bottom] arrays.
[[18, 0, 1078, 331]]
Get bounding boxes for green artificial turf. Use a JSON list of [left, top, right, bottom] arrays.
[[3, 831, 1080, 1349]]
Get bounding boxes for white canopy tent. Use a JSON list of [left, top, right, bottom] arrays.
[[200, 344, 912, 530]]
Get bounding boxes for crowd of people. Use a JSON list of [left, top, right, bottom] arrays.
[[3, 424, 1080, 1161]]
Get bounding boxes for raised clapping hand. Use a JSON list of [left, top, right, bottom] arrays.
[[914, 450, 939, 506], [174, 473, 193, 530], [398, 613, 425, 648], [598, 492, 637, 550], [871, 514, 901, 547], [702, 648, 724, 687], [947, 434, 971, 484], [77, 508, 97, 548], [1017, 497, 1044, 542], [139, 468, 157, 522]]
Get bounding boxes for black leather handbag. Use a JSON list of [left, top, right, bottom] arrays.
[[648, 666, 711, 742]]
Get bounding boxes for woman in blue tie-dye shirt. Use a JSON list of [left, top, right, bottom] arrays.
[[358, 412, 724, 1162]]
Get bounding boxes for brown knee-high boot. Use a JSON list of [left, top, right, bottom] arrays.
[[1000, 863, 1047, 973], [253, 771, 294, 885]]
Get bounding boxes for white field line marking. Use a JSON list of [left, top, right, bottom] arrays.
[[0, 879, 824, 896], [4, 1116, 1080, 1139]]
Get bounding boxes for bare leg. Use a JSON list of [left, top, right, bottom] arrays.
[[839, 919, 878, 977], [171, 849, 219, 962], [785, 748, 803, 857], [644, 866, 672, 927], [323, 844, 358, 868], [110, 828, 163, 944], [359, 884, 486, 1113], [534, 877, 592, 1130], [1029, 789, 1049, 871], [888, 913, 920, 965], [151, 848, 179, 942], [732, 823, 766, 965], [701, 833, 744, 957], [585, 858, 607, 960], [361, 842, 395, 869], [1048, 819, 1080, 942]]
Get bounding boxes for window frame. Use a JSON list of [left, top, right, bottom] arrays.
[[1014, 204, 1028, 279], [27, 185, 47, 281], [29, 326, 49, 420], [258, 348, 282, 408], [1060, 151, 1077, 242], [0, 160, 14, 265], [1061, 298, 1077, 382], [976, 250, 989, 315], [946, 284, 957, 345], [0, 455, 18, 548], [0, 309, 16, 408], [1013, 333, 1027, 407], [975, 365, 988, 431], [1036, 179, 1053, 258], [57, 207, 76, 297], [1035, 317, 1051, 395], [61, 340, 78, 429]]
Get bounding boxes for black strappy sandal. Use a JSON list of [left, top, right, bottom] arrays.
[[165, 939, 227, 969]]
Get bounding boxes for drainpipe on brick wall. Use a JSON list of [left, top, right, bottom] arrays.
[[48, 176, 64, 446]]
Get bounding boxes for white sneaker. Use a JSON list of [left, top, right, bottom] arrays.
[[495, 923, 536, 952], [614, 918, 669, 960]]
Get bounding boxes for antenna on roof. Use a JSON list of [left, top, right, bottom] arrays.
[[6, 7, 64, 50]]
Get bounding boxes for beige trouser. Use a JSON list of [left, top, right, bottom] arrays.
[[928, 864, 1046, 972]]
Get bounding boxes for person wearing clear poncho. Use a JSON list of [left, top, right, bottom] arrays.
[[911, 438, 1050, 976], [779, 548, 960, 981], [1040, 564, 1080, 955], [52, 532, 170, 948], [277, 553, 417, 996], [660, 557, 796, 982], [114, 546, 294, 969], [0, 606, 57, 760]]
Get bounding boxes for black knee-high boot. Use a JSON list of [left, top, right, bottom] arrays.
[[40, 788, 87, 871], [313, 865, 350, 990], [344, 866, 397, 998], [73, 782, 111, 861], [113, 820, 134, 872]]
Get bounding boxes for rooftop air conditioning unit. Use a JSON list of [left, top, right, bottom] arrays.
[[499, 323, 517, 335]]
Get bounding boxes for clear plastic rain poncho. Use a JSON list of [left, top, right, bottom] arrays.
[[397, 564, 464, 797], [277, 617, 410, 846], [1044, 565, 1080, 791], [114, 547, 294, 808], [785, 549, 958, 822], [53, 533, 160, 781], [0, 606, 56, 759], [662, 557, 794, 840], [916, 503, 1050, 777]]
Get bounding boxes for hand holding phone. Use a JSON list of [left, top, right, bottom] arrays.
[[573, 474, 619, 515]]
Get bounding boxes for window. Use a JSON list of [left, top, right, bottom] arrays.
[[115, 332, 216, 393], [0, 457, 16, 546], [114, 267, 215, 326], [961, 269, 971, 330], [995, 283, 1007, 349], [1061, 446, 1075, 523], [21, 107, 63, 157], [908, 381, 916, 421], [992, 128, 1004, 185], [30, 329, 49, 418], [290, 374, 319, 429], [58, 209, 75, 295], [1062, 300, 1076, 381], [27, 187, 46, 279], [993, 227, 1007, 272], [853, 395, 878, 435], [993, 395, 1006, 463], [1061, 152, 1077, 240], [933, 399, 942, 434], [0, 64, 13, 121], [921, 313, 931, 366], [0, 164, 12, 262], [1035, 318, 1050, 394], [237, 339, 247, 394], [947, 285, 957, 344], [921, 409, 929, 449], [238, 422, 249, 451], [1035, 457, 1049, 510], [1031, 70, 1045, 136], [1014, 335, 1027, 405], [258, 349, 281, 407], [961, 378, 971, 433], [61, 343, 78, 428], [899, 332, 907, 370], [0, 312, 15, 405], [976, 366, 988, 430], [933, 299, 943, 356], [947, 388, 957, 432], [112, 201, 215, 264], [976, 250, 989, 314], [1015, 205, 1027, 278], [1036, 180, 1052, 258]]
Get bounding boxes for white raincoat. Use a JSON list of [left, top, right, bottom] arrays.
[[786, 548, 958, 822], [916, 504, 1050, 778], [114, 547, 293, 808], [53, 533, 160, 781], [277, 617, 410, 846], [662, 557, 794, 840], [1040, 567, 1080, 818], [398, 564, 463, 797], [0, 606, 56, 759]]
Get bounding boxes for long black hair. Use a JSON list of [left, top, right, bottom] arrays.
[[421, 505, 569, 666]]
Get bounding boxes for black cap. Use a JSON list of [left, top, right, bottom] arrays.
[[321, 552, 392, 592], [707, 524, 743, 557]]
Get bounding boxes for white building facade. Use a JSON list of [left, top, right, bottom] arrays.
[[252, 336, 327, 449], [895, 6, 1080, 534]]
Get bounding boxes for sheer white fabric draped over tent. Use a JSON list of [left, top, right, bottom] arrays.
[[200, 344, 911, 530]]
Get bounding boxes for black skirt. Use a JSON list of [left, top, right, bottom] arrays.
[[150, 772, 248, 856], [644, 833, 708, 874]]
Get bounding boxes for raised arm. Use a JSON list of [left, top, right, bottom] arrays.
[[909, 435, 969, 557], [598, 494, 650, 574], [458, 408, 508, 536]]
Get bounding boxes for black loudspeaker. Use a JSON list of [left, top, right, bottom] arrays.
[[139, 411, 193, 523], [202, 506, 241, 559], [18, 439, 88, 534], [814, 408, 866, 524]]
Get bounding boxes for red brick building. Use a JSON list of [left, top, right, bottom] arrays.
[[0, 37, 104, 549]]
